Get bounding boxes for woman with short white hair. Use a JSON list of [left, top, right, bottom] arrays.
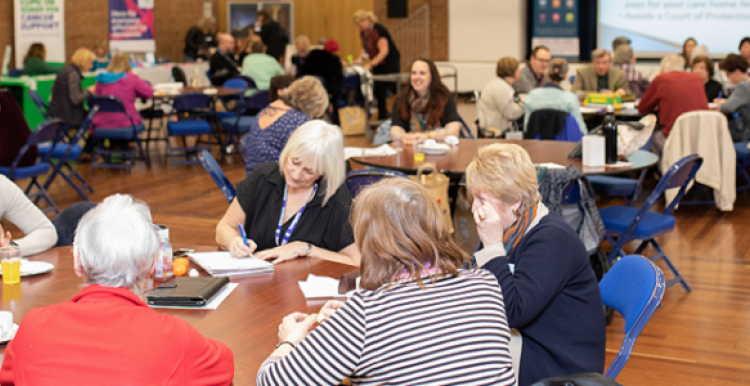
[[217, 120, 359, 266], [0, 194, 234, 384]]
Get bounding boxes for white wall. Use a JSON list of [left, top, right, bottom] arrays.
[[448, 0, 527, 62]]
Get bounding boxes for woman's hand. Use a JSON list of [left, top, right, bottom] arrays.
[[278, 313, 317, 345], [255, 241, 307, 264], [319, 300, 345, 319], [401, 133, 427, 146], [226, 236, 256, 257], [473, 202, 506, 246], [0, 224, 11, 248]]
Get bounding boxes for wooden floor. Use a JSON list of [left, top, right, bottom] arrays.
[[4, 140, 750, 385]]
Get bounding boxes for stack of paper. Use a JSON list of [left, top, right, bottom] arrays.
[[187, 252, 274, 277], [298, 274, 357, 298], [344, 144, 397, 160]]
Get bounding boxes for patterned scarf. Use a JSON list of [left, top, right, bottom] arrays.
[[470, 204, 540, 269], [408, 91, 430, 133]]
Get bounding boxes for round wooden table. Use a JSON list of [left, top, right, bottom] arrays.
[[345, 137, 658, 176]]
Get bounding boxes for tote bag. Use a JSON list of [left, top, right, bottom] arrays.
[[409, 163, 454, 234], [339, 106, 366, 136]]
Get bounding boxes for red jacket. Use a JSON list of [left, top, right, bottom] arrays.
[[0, 285, 233, 386], [638, 71, 709, 136]]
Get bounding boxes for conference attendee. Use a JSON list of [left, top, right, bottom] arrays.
[[21, 43, 60, 76], [690, 44, 709, 63], [478, 57, 525, 135], [524, 58, 587, 134], [571, 48, 630, 96], [353, 9, 401, 119], [241, 40, 285, 91], [209, 33, 241, 87], [238, 76, 328, 173], [692, 55, 723, 102], [466, 143, 606, 386], [93, 54, 154, 134], [297, 39, 344, 96], [217, 120, 358, 266], [290, 35, 311, 73], [682, 37, 697, 69], [184, 16, 217, 62], [254, 9, 287, 62], [0, 194, 234, 385], [48, 48, 96, 128], [611, 36, 631, 51], [613, 44, 649, 98], [91, 40, 110, 71], [390, 58, 461, 145], [739, 37, 750, 68], [638, 54, 708, 153], [513, 45, 551, 94], [268, 74, 295, 102], [716, 54, 750, 114], [256, 178, 515, 386], [0, 175, 57, 256]]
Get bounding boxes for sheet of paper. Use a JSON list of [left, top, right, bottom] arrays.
[[150, 283, 239, 310], [621, 102, 636, 109], [579, 106, 602, 114], [535, 162, 566, 170], [187, 252, 274, 275], [344, 144, 397, 160], [298, 274, 356, 298]]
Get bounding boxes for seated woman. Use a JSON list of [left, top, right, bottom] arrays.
[[217, 120, 358, 265], [91, 40, 111, 71], [467, 144, 605, 386], [717, 54, 750, 110], [92, 53, 154, 135], [290, 35, 311, 75], [48, 48, 96, 130], [238, 76, 328, 174], [524, 58, 587, 135], [0, 175, 57, 256], [478, 57, 525, 136], [21, 43, 60, 76], [256, 178, 515, 386], [692, 55, 723, 102], [390, 58, 461, 144], [241, 40, 285, 92], [0, 194, 234, 384]]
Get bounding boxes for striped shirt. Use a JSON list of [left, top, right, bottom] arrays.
[[256, 269, 515, 386]]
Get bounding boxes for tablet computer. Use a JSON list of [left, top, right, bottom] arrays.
[[147, 277, 229, 306]]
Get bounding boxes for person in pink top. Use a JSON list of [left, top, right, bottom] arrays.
[[93, 53, 153, 130]]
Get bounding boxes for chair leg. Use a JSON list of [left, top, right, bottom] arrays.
[[134, 137, 150, 168], [650, 239, 691, 292]]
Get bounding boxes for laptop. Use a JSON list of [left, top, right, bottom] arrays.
[[146, 277, 229, 306]]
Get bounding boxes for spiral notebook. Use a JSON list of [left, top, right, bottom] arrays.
[[187, 252, 275, 277]]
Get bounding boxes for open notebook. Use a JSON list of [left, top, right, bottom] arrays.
[[187, 252, 275, 277]]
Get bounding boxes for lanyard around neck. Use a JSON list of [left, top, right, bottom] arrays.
[[275, 182, 318, 246]]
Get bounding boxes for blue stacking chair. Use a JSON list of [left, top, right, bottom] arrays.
[[599, 154, 703, 292], [236, 75, 258, 90], [246, 90, 270, 112], [588, 136, 654, 206], [89, 96, 150, 173], [600, 255, 665, 380], [0, 119, 67, 214], [217, 78, 248, 119], [39, 107, 98, 201], [167, 93, 214, 165], [198, 150, 236, 203], [736, 142, 750, 191], [345, 169, 409, 198], [219, 99, 253, 162], [28, 90, 51, 120]]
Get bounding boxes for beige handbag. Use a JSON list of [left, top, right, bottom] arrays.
[[338, 106, 366, 136], [410, 163, 454, 234], [452, 187, 478, 254]]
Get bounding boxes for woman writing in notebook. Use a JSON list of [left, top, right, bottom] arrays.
[[215, 120, 359, 266]]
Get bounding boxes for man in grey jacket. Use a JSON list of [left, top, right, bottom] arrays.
[[514, 46, 551, 94]]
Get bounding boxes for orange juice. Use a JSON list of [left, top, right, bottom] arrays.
[[1, 259, 21, 284]]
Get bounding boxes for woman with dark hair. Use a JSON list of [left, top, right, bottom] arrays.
[[692, 55, 723, 102], [716, 54, 750, 111], [183, 17, 217, 62], [390, 58, 461, 145], [254, 10, 287, 62], [739, 37, 750, 65], [681, 37, 697, 70], [21, 43, 60, 76]]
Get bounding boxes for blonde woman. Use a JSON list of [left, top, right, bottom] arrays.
[[291, 35, 310, 72], [184, 16, 217, 62], [217, 120, 358, 266], [467, 143, 605, 385], [93, 53, 153, 130], [256, 178, 515, 386], [238, 76, 328, 173], [353, 9, 400, 119], [48, 48, 96, 128]]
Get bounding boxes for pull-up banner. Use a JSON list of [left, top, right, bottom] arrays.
[[109, 0, 155, 52], [14, 0, 66, 68], [531, 0, 580, 59]]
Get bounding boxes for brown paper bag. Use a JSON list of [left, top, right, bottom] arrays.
[[452, 187, 479, 254], [410, 163, 454, 234], [338, 106, 366, 136]]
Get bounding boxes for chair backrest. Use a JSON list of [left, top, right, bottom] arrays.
[[52, 202, 98, 247], [646, 154, 703, 215], [28, 89, 50, 119], [198, 150, 236, 203], [4, 119, 65, 179], [560, 114, 583, 142], [223, 78, 248, 91], [246, 90, 271, 110], [341, 74, 361, 90], [172, 67, 187, 84], [345, 169, 409, 198], [60, 107, 98, 162], [600, 254, 665, 379], [89, 95, 138, 129], [236, 75, 257, 89], [458, 114, 475, 139], [172, 93, 212, 112]]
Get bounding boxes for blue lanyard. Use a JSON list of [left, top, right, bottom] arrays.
[[275, 182, 318, 246]]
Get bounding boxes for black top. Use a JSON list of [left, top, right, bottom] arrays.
[[362, 24, 400, 74], [291, 54, 305, 70], [704, 79, 723, 102], [391, 94, 460, 132], [48, 65, 91, 127], [482, 213, 606, 386], [297, 49, 343, 96], [209, 50, 241, 87], [259, 21, 288, 61], [184, 27, 216, 59], [235, 162, 355, 252]]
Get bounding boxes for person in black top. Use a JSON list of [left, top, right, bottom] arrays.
[[390, 59, 460, 145], [254, 10, 288, 62], [298, 39, 344, 122], [216, 120, 359, 266], [353, 10, 400, 119], [209, 33, 241, 87], [290, 35, 310, 75], [183, 17, 216, 62], [692, 55, 723, 102]]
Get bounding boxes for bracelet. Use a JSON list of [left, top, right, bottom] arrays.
[[275, 341, 295, 350], [306, 242, 312, 256]]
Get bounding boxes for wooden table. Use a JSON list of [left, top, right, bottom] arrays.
[[0, 246, 358, 385], [345, 137, 658, 176]]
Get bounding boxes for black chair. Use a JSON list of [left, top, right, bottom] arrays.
[[53, 202, 98, 247]]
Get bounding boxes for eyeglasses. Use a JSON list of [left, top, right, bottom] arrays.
[[534, 57, 551, 64]]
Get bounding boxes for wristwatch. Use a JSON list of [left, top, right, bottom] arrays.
[[306, 242, 312, 256], [276, 341, 295, 350]]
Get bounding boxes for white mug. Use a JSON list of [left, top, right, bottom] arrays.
[[0, 311, 14, 340]]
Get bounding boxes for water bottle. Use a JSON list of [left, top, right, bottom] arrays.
[[602, 105, 618, 164], [154, 225, 173, 282]]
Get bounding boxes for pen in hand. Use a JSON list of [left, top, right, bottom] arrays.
[[238, 224, 250, 247]]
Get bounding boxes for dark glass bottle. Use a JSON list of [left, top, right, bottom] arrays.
[[602, 105, 618, 164]]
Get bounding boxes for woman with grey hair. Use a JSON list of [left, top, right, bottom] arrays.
[[613, 44, 649, 98], [218, 120, 359, 266], [0, 194, 234, 384], [523, 58, 587, 134], [239, 76, 329, 174]]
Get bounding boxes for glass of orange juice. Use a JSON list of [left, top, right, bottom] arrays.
[[0, 247, 22, 285]]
